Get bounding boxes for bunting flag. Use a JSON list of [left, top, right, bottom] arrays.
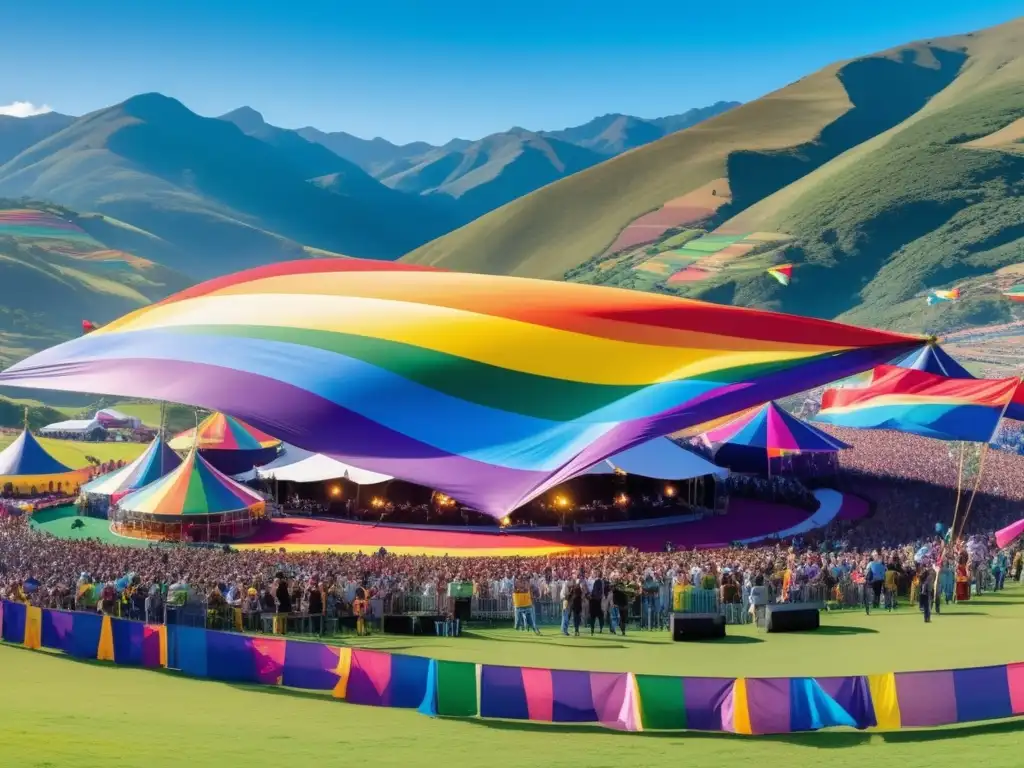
[[4, 603, 1024, 733], [0, 259, 923, 517], [816, 365, 1019, 442], [766, 264, 793, 286]]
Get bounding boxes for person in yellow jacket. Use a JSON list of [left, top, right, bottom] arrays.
[[512, 576, 540, 635]]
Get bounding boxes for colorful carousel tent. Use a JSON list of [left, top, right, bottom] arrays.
[[0, 429, 89, 495], [896, 343, 1024, 422], [112, 447, 266, 542], [169, 412, 281, 474], [81, 437, 182, 499], [701, 402, 849, 474]]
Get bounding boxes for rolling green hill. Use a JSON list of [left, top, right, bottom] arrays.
[[0, 94, 461, 279], [0, 201, 192, 367], [402, 18, 1024, 336]]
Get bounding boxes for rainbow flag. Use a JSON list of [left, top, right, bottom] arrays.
[[816, 365, 1019, 442], [0, 259, 923, 518], [1004, 285, 1024, 303]]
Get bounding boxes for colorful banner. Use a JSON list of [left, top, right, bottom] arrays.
[[0, 258, 924, 518], [816, 365, 1019, 442], [3, 602, 1024, 734]]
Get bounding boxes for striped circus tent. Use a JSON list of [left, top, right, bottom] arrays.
[[0, 429, 89, 495], [169, 412, 280, 475], [113, 447, 265, 542], [81, 438, 182, 498]]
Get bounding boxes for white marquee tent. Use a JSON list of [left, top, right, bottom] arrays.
[[234, 438, 726, 486]]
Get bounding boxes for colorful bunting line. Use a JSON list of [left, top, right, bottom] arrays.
[[2, 601, 1023, 734]]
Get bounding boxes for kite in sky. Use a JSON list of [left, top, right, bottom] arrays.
[[0, 259, 924, 517], [926, 288, 961, 306], [767, 264, 794, 286]]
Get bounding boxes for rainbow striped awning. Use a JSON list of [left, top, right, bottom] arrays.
[[816, 365, 1019, 442], [0, 259, 924, 517]]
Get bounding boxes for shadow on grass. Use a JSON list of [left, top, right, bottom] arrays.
[[460, 714, 1024, 745], [809, 625, 878, 636]]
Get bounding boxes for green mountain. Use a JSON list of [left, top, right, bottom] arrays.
[[295, 103, 738, 218], [0, 94, 462, 279], [0, 112, 75, 165], [402, 18, 1024, 336]]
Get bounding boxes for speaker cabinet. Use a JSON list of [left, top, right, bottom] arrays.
[[669, 612, 726, 641], [765, 604, 820, 632]]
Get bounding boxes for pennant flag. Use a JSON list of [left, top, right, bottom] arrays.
[[0, 258, 924, 518], [996, 518, 1024, 549], [816, 365, 1019, 442], [767, 264, 793, 286], [926, 288, 961, 305]]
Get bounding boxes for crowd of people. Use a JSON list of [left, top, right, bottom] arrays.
[[0, 423, 1022, 634]]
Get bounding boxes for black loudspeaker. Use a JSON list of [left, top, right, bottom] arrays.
[[452, 597, 472, 622], [670, 612, 726, 641], [765, 604, 820, 633]]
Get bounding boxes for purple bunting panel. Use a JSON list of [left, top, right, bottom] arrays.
[[206, 631, 259, 683], [1, 601, 26, 644], [894, 670, 957, 727], [110, 617, 145, 666], [815, 676, 876, 730], [745, 678, 792, 734], [551, 669, 601, 723], [68, 612, 103, 659], [682, 677, 734, 732], [40, 609, 75, 654], [281, 641, 340, 691], [480, 665, 530, 720], [952, 666, 1013, 724], [346, 649, 394, 707]]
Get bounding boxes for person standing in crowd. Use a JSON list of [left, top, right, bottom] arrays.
[[610, 575, 630, 636], [567, 579, 584, 637], [918, 564, 935, 623], [1013, 549, 1023, 582], [866, 552, 886, 611], [587, 569, 608, 634], [992, 550, 1009, 591]]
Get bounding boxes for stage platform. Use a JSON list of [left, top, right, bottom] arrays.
[[234, 490, 868, 556]]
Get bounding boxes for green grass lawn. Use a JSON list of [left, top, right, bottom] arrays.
[[3, 589, 1024, 767], [29, 507, 154, 547]]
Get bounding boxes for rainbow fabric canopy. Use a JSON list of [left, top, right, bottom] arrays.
[[1002, 285, 1024, 303], [816, 365, 1019, 443], [895, 344, 1024, 422], [81, 438, 182, 497], [116, 447, 265, 517], [0, 259, 924, 517], [169, 412, 280, 451]]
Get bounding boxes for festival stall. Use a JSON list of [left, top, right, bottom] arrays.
[[95, 408, 142, 429], [80, 437, 182, 511], [169, 412, 281, 475], [701, 402, 848, 475], [0, 429, 90, 496], [111, 447, 266, 542], [38, 418, 107, 441]]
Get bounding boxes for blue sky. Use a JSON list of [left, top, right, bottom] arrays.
[[0, 1, 1019, 144]]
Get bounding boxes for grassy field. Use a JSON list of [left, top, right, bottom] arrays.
[[0, 434, 147, 467], [3, 589, 1024, 767]]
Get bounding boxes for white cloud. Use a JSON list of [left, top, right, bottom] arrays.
[[0, 101, 53, 118]]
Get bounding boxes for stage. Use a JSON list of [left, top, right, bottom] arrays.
[[234, 490, 868, 555]]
